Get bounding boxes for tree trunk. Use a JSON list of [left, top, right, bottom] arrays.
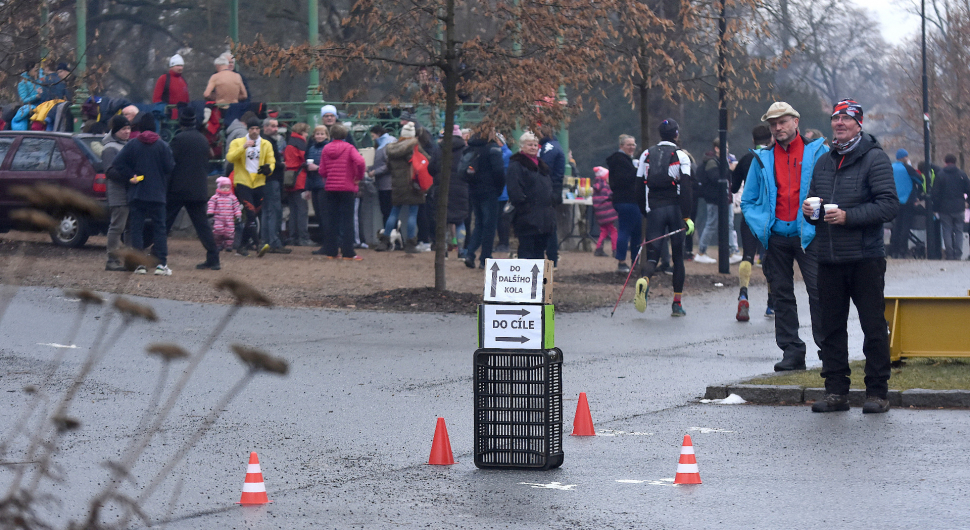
[[434, 0, 458, 291], [639, 81, 650, 147]]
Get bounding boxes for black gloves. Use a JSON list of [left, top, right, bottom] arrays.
[[257, 164, 272, 176]]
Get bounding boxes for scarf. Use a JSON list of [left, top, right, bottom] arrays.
[[834, 132, 862, 155]]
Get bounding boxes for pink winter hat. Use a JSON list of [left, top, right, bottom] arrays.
[[593, 166, 608, 178], [216, 176, 232, 187], [452, 124, 463, 137]]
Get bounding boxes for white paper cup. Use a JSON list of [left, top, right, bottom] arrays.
[[823, 204, 838, 218], [807, 197, 821, 220]]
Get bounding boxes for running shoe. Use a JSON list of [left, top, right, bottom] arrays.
[[693, 253, 716, 264], [765, 305, 775, 318], [257, 243, 270, 258], [617, 262, 630, 274], [634, 278, 649, 313], [729, 253, 743, 264], [671, 301, 686, 317], [736, 299, 750, 322], [133, 265, 147, 275], [154, 265, 172, 276]]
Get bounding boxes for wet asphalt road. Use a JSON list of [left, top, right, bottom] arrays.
[[0, 260, 968, 529]]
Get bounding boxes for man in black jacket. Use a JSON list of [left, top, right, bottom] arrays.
[[932, 154, 970, 260], [166, 109, 221, 270], [802, 99, 898, 414], [606, 134, 643, 274]]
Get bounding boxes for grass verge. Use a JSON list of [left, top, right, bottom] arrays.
[[743, 358, 970, 391]]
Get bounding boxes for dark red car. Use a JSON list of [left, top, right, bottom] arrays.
[[0, 131, 108, 247]]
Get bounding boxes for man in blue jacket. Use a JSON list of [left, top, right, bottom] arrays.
[[741, 102, 828, 371], [112, 113, 176, 275]]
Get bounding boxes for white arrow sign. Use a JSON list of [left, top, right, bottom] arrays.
[[480, 304, 542, 349], [483, 259, 547, 303]]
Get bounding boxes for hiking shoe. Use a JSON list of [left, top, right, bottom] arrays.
[[617, 262, 630, 274], [133, 265, 147, 275], [235, 248, 249, 257], [196, 261, 221, 270], [694, 253, 716, 264], [594, 247, 607, 257], [634, 278, 649, 313], [862, 396, 890, 414], [257, 244, 270, 258], [736, 299, 750, 322], [811, 394, 849, 413], [671, 301, 686, 317], [154, 265, 172, 276], [765, 305, 775, 318], [105, 261, 127, 272]]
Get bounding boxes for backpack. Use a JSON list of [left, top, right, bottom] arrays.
[[645, 144, 679, 191], [458, 147, 481, 184], [411, 144, 433, 192]]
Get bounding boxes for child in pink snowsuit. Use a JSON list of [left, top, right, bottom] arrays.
[[592, 166, 618, 257], [208, 177, 242, 251]]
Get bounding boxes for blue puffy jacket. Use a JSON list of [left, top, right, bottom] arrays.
[[741, 136, 828, 250]]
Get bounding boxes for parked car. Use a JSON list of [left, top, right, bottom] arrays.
[[0, 131, 108, 247]]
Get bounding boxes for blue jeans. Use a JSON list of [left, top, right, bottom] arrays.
[[129, 200, 168, 265], [698, 202, 737, 255], [466, 192, 499, 263], [261, 180, 283, 248], [384, 204, 418, 240], [614, 203, 642, 262]]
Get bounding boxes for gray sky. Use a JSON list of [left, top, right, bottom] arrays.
[[854, 0, 922, 45]]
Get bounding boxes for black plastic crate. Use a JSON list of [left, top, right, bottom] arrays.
[[473, 348, 563, 470]]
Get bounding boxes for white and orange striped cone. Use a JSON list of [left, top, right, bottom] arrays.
[[237, 451, 272, 505], [673, 434, 702, 484]]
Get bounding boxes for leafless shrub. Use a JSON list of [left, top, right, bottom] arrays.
[[110, 248, 159, 271], [232, 344, 289, 375], [10, 209, 58, 231], [65, 289, 105, 306], [215, 278, 274, 307], [112, 297, 158, 322], [145, 343, 189, 362]]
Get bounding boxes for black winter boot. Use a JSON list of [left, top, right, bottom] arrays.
[[404, 238, 420, 254], [774, 352, 806, 372]]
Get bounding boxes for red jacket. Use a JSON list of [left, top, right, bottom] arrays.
[[284, 133, 308, 191], [152, 70, 190, 105], [319, 139, 365, 193]]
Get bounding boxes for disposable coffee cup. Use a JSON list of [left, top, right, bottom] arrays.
[[807, 197, 821, 220], [823, 203, 838, 218]]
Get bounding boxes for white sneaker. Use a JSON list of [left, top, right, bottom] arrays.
[[133, 265, 147, 274], [693, 253, 716, 264], [416, 242, 431, 252], [154, 265, 172, 276], [729, 253, 743, 264]]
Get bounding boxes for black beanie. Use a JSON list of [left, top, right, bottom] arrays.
[[246, 117, 262, 129], [179, 108, 197, 128], [136, 112, 156, 133], [109, 115, 130, 135], [659, 119, 679, 141]]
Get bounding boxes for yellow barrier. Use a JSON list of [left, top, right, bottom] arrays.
[[885, 294, 970, 363]]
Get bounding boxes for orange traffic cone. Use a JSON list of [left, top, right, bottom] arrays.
[[571, 392, 595, 436], [237, 452, 272, 504], [428, 417, 455, 465], [673, 434, 702, 484]]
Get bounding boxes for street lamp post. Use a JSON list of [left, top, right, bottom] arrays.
[[716, 0, 730, 274], [304, 0, 324, 127], [922, 0, 942, 259]]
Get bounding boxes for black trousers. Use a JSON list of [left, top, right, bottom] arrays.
[[642, 205, 686, 293], [165, 198, 220, 265], [817, 258, 891, 398], [889, 202, 914, 258], [323, 191, 357, 258], [518, 233, 550, 259], [765, 234, 821, 360], [234, 184, 264, 249], [378, 189, 393, 227]]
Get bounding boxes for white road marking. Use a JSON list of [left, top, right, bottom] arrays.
[[519, 481, 576, 491], [37, 343, 77, 349], [597, 429, 653, 437], [689, 427, 734, 434], [616, 478, 677, 487]]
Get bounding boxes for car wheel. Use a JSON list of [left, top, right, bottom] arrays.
[[50, 210, 90, 248]]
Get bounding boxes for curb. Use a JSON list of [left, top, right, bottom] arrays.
[[704, 384, 970, 408]]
